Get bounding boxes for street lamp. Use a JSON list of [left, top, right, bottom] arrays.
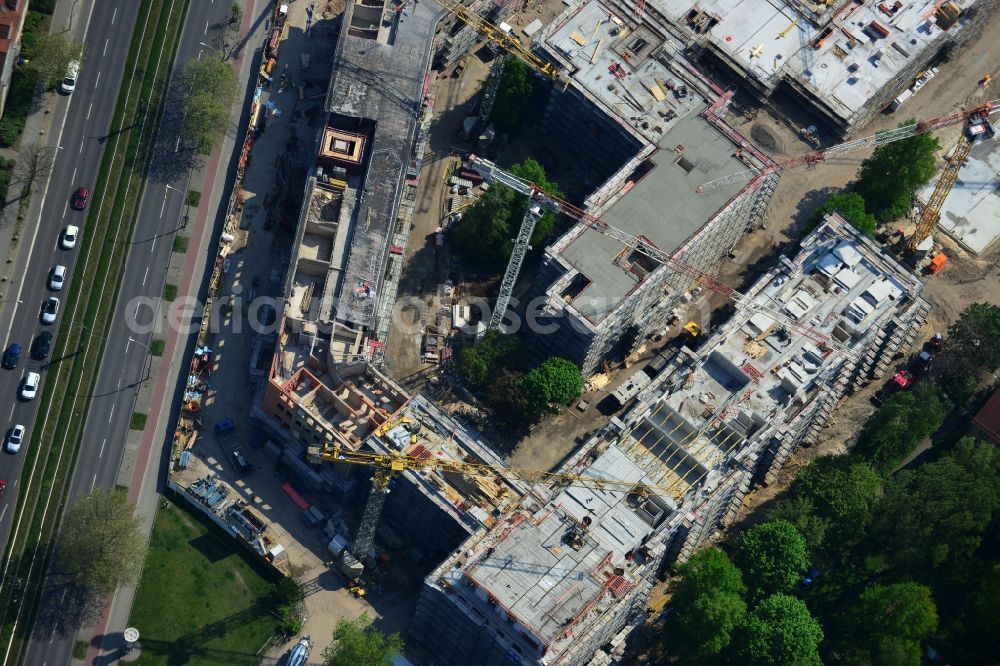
[[198, 41, 228, 61]]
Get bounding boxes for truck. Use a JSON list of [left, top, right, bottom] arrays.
[[873, 369, 913, 406]]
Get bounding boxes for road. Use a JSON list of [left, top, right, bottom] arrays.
[[0, 1, 140, 552], [23, 0, 243, 662]]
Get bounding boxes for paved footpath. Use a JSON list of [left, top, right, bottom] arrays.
[[78, 1, 268, 663]]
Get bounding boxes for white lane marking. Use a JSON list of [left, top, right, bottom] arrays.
[[86, 102, 93, 119], [197, 50, 203, 61], [0, 505, 7, 524], [160, 192, 167, 217], [62, 203, 67, 219], [204, 20, 209, 34], [7, 404, 13, 420], [133, 301, 141, 317], [150, 237, 156, 254], [90, 474, 97, 491], [71, 167, 77, 183], [99, 438, 106, 458], [79, 140, 85, 154], [142, 266, 149, 285], [174, 135, 181, 152], [111, 7, 117, 24], [103, 38, 109, 56], [94, 70, 101, 88], [108, 402, 115, 422]]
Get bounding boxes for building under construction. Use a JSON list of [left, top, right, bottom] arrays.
[[583, 0, 995, 136], [522, 0, 779, 376], [409, 212, 929, 665]]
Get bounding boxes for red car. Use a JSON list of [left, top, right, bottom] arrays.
[[0, 480, 6, 498], [71, 186, 89, 210]]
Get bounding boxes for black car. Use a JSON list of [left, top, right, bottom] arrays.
[[32, 332, 52, 360], [1, 343, 20, 369]]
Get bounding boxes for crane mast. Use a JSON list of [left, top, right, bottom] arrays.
[[468, 156, 854, 358]]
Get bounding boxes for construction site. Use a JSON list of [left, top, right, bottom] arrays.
[[156, 0, 1000, 662], [407, 212, 929, 665]]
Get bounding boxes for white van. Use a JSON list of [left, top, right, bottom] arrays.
[[61, 60, 80, 94]]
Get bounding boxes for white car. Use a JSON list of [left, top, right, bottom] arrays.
[[61, 225, 79, 250], [60, 60, 80, 94], [5, 424, 24, 453], [20, 372, 39, 401], [49, 265, 66, 291], [41, 297, 59, 324]]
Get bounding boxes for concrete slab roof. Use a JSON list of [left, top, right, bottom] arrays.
[[324, 0, 443, 328], [558, 106, 749, 322], [919, 134, 1000, 254]]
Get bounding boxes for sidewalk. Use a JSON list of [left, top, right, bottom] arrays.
[[76, 1, 272, 663]]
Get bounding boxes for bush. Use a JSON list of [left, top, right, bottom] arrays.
[[31, 0, 56, 14], [172, 236, 188, 252], [0, 158, 15, 202], [130, 413, 148, 431], [163, 283, 178, 302], [0, 118, 24, 148], [150, 340, 165, 356], [185, 190, 201, 207]]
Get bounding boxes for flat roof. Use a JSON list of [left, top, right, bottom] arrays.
[[462, 446, 661, 646], [919, 134, 1000, 254], [558, 107, 749, 322], [542, 1, 759, 323], [325, 0, 442, 328]]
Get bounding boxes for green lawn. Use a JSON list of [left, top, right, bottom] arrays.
[[129, 503, 278, 665]]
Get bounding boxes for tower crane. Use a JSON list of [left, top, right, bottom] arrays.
[[440, 1, 564, 83], [467, 156, 856, 358], [317, 440, 681, 562], [906, 104, 995, 252], [697, 101, 999, 193]]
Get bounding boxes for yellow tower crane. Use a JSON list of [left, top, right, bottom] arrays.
[[318, 441, 684, 563], [906, 104, 995, 253], [441, 1, 564, 83]]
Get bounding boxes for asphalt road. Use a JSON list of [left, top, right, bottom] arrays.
[[24, 0, 242, 662], [0, 1, 139, 552]]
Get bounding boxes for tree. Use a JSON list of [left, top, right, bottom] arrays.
[[16, 142, 54, 197], [452, 159, 562, 273], [788, 456, 882, 548], [810, 192, 877, 237], [932, 302, 1000, 403], [855, 125, 940, 223], [182, 57, 237, 153], [522, 357, 582, 408], [454, 331, 522, 389], [738, 594, 824, 666], [735, 520, 809, 599], [56, 489, 144, 594], [487, 369, 533, 429], [853, 384, 946, 475], [667, 548, 747, 660], [490, 59, 535, 133], [836, 583, 937, 665], [321, 612, 404, 666], [768, 496, 828, 551], [873, 453, 997, 578], [25, 34, 85, 89]]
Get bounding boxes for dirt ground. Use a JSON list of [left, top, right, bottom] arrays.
[[707, 8, 1000, 526]]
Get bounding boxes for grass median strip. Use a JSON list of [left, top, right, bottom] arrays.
[[0, 0, 190, 658]]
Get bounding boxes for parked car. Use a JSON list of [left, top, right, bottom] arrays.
[[41, 297, 60, 324], [61, 225, 79, 250], [49, 265, 67, 291], [60, 59, 80, 94], [231, 448, 253, 475], [19, 372, 39, 401], [70, 187, 89, 210], [32, 332, 51, 360], [5, 425, 25, 453], [2, 343, 20, 369]]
